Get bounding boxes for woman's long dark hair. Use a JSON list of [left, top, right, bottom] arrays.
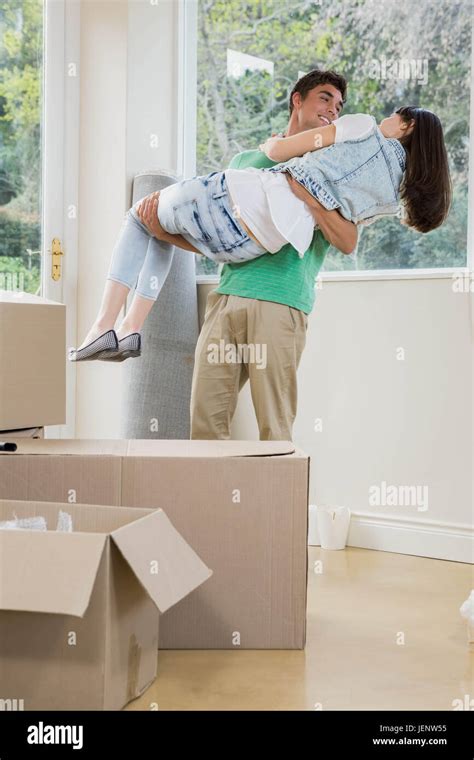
[[395, 106, 452, 233]]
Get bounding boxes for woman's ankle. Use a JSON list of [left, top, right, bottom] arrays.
[[116, 323, 141, 339], [94, 319, 116, 333]]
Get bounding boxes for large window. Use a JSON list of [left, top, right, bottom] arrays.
[[194, 0, 471, 276], [0, 0, 43, 294]]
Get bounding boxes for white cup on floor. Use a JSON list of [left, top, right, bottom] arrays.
[[315, 505, 351, 550]]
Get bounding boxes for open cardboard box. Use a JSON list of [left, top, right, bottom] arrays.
[[0, 498, 212, 710], [0, 438, 310, 649]]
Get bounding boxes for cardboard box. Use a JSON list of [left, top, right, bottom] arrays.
[[0, 290, 65, 430], [0, 439, 310, 649], [0, 498, 212, 710]]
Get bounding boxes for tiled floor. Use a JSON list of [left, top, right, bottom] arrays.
[[126, 546, 473, 710]]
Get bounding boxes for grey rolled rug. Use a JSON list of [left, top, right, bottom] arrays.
[[121, 171, 199, 439]]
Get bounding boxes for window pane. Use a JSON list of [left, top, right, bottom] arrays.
[[195, 0, 471, 276], [0, 0, 43, 295]]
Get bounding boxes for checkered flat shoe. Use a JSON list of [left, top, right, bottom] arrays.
[[96, 332, 142, 362], [68, 329, 119, 362]]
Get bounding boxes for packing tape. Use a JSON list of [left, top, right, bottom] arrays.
[[127, 633, 142, 700]]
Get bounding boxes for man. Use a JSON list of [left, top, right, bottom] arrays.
[[139, 69, 357, 441]]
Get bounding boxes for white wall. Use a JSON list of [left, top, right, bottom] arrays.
[[76, 0, 179, 438], [76, 0, 128, 438], [226, 276, 470, 517]]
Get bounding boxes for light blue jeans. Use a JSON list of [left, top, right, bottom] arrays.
[[106, 200, 176, 301], [157, 170, 267, 262], [106, 171, 267, 301]]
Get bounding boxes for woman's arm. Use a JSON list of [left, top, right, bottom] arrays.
[[260, 123, 336, 163]]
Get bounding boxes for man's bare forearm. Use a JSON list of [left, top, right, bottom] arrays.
[[308, 201, 357, 254], [283, 175, 357, 254], [135, 194, 202, 254], [157, 231, 202, 254]]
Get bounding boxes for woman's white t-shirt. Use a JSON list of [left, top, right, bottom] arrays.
[[224, 113, 374, 256]]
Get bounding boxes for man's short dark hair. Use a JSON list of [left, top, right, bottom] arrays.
[[288, 69, 347, 115]]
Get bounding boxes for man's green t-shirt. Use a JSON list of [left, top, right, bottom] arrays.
[[215, 150, 330, 314]]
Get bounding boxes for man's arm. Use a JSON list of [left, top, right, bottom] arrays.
[[310, 202, 358, 254], [285, 175, 357, 254], [156, 230, 202, 254], [136, 192, 202, 254]]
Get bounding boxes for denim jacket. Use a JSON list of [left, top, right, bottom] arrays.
[[264, 119, 406, 225]]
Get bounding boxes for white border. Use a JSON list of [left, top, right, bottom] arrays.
[[467, 13, 474, 274], [43, 0, 80, 439], [41, 0, 65, 305], [177, 0, 197, 180], [197, 267, 472, 285]]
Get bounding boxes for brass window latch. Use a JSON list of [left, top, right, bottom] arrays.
[[51, 238, 64, 281]]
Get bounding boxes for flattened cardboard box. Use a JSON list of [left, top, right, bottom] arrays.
[[0, 291, 66, 430], [0, 439, 310, 649], [0, 498, 211, 711]]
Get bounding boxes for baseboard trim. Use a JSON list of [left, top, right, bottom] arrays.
[[308, 506, 473, 563]]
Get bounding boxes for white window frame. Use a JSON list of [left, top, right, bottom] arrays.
[[177, 0, 197, 182], [179, 0, 474, 284], [42, 0, 80, 438]]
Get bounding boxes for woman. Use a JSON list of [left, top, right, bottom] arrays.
[[69, 106, 451, 362]]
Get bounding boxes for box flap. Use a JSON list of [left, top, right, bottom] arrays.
[[111, 510, 212, 613], [0, 531, 107, 616], [125, 440, 295, 458]]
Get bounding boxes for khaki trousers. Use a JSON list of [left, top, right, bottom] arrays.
[[190, 291, 308, 441]]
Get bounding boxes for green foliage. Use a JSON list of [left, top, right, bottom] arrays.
[[0, 254, 40, 294], [0, 208, 40, 257], [195, 0, 471, 275], [0, 0, 42, 292], [0, 0, 470, 290]]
